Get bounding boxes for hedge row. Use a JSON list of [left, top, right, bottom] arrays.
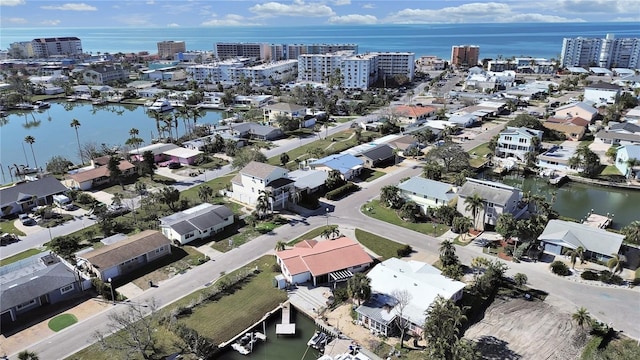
[[325, 182, 361, 200]]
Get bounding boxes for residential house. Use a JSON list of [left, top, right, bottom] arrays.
[[230, 122, 283, 141], [129, 143, 181, 163], [1, 254, 84, 324], [83, 65, 127, 85], [446, 113, 477, 128], [230, 161, 294, 208], [310, 153, 364, 180], [543, 116, 590, 141], [159, 203, 234, 245], [495, 127, 544, 162], [537, 143, 582, 174], [77, 230, 172, 282], [538, 220, 624, 262], [553, 102, 598, 122], [398, 176, 457, 215], [275, 237, 372, 286], [584, 82, 621, 104], [387, 135, 421, 154], [0, 177, 68, 216], [289, 168, 328, 195], [456, 178, 525, 230], [595, 122, 640, 146], [67, 159, 135, 191], [263, 102, 307, 124], [393, 105, 436, 124], [615, 144, 640, 179], [162, 147, 203, 165], [355, 258, 465, 337], [359, 144, 396, 168]]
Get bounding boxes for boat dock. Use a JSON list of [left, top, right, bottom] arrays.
[[219, 304, 278, 349], [276, 301, 296, 335], [583, 211, 613, 229]]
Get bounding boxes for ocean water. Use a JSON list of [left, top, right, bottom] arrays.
[[2, 23, 639, 60]]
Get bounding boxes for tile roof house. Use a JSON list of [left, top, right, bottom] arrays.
[[543, 116, 590, 141], [394, 105, 436, 124], [310, 153, 364, 180], [67, 159, 136, 191], [495, 127, 544, 162], [275, 237, 373, 286], [0, 254, 83, 323], [358, 144, 395, 168], [614, 144, 640, 179], [538, 220, 624, 262], [456, 178, 525, 230], [230, 161, 293, 208], [77, 230, 172, 281], [160, 203, 234, 245], [398, 176, 457, 214], [0, 176, 68, 216], [355, 258, 466, 337]]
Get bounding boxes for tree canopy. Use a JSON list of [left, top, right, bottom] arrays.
[[426, 142, 470, 173], [232, 147, 267, 169]]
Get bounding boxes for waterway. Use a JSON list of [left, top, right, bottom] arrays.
[[220, 307, 322, 360], [0, 101, 223, 179], [481, 172, 640, 230]]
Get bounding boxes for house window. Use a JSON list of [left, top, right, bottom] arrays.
[[155, 246, 164, 253], [16, 299, 37, 310], [519, 138, 527, 143], [60, 283, 75, 295], [185, 233, 194, 239]]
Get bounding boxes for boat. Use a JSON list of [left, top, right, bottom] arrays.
[[13, 103, 34, 110], [231, 332, 266, 355], [13, 164, 38, 176], [147, 98, 173, 112], [33, 101, 51, 109], [92, 98, 108, 106], [307, 330, 329, 349]]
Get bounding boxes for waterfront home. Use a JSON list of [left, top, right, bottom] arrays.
[[456, 178, 525, 230], [393, 105, 436, 124], [583, 82, 621, 105], [553, 102, 598, 122], [160, 203, 234, 245], [77, 230, 172, 282], [310, 153, 364, 180], [615, 144, 640, 179], [358, 144, 396, 168], [0, 254, 84, 324], [538, 220, 624, 262], [0, 177, 68, 216], [230, 122, 283, 141], [263, 102, 307, 124], [275, 237, 372, 287], [495, 127, 543, 162], [82, 65, 127, 85], [355, 258, 465, 337], [67, 159, 135, 191], [398, 176, 457, 215], [129, 142, 202, 165], [537, 143, 582, 174], [182, 133, 247, 151], [230, 161, 293, 209], [543, 116, 589, 141], [595, 122, 640, 146]]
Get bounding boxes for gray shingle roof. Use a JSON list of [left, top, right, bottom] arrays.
[[240, 161, 282, 179], [0, 177, 67, 207], [398, 176, 456, 203], [538, 220, 624, 257], [360, 144, 394, 162], [79, 230, 170, 270], [159, 203, 234, 235], [457, 178, 520, 206]]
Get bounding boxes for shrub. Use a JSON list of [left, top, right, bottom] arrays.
[[550, 260, 571, 276], [325, 182, 361, 200], [396, 244, 413, 257], [581, 270, 599, 281], [514, 273, 528, 286], [598, 270, 624, 285], [333, 287, 349, 303]]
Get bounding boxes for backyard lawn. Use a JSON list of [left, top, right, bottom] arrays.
[[355, 229, 407, 261], [0, 248, 44, 266], [361, 200, 449, 237], [468, 142, 492, 168]]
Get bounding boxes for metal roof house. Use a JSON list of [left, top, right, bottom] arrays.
[[538, 220, 624, 262], [160, 203, 234, 245], [310, 153, 364, 180], [398, 176, 457, 214]]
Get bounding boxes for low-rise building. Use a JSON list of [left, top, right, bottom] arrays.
[[543, 116, 589, 141], [538, 220, 624, 262], [553, 102, 598, 122], [230, 122, 284, 141], [456, 178, 525, 230], [393, 105, 436, 124], [537, 143, 582, 173], [67, 159, 135, 191], [310, 153, 364, 180], [584, 82, 621, 104], [595, 122, 640, 146], [358, 144, 396, 168], [230, 161, 293, 208], [160, 203, 234, 245], [263, 102, 307, 124], [398, 176, 457, 214], [614, 144, 640, 179], [83, 65, 127, 85], [0, 177, 68, 215], [495, 127, 543, 162]]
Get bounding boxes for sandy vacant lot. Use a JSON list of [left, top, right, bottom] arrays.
[[464, 298, 583, 360]]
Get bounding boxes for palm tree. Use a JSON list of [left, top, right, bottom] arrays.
[[17, 350, 39, 360], [198, 185, 213, 203], [347, 272, 371, 306], [380, 185, 402, 209], [567, 246, 585, 269], [70, 119, 83, 164], [321, 225, 341, 240], [464, 193, 484, 230], [439, 240, 459, 268], [624, 158, 640, 179], [274, 241, 287, 251], [572, 307, 592, 329], [24, 135, 38, 169], [621, 221, 640, 245], [607, 254, 624, 274]]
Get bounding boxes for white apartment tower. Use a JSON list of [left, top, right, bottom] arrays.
[[27, 37, 83, 57], [341, 54, 379, 90], [561, 34, 640, 69]]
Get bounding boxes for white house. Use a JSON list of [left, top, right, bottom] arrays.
[[495, 127, 543, 162], [456, 178, 525, 230], [538, 220, 624, 262], [537, 143, 582, 174], [355, 258, 466, 337], [595, 122, 640, 146], [615, 144, 640, 179], [397, 176, 457, 214], [230, 161, 293, 208], [159, 203, 235, 245], [583, 82, 621, 104]]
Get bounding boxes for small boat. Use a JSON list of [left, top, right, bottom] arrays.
[[33, 101, 51, 109], [92, 98, 107, 106], [13, 164, 38, 176], [307, 331, 329, 349], [147, 98, 173, 112], [231, 332, 266, 355], [14, 103, 34, 110]]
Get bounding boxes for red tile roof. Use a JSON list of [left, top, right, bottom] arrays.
[[394, 105, 436, 118], [276, 237, 372, 276], [69, 161, 135, 183], [546, 116, 589, 127]]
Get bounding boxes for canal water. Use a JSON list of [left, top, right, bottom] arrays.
[[481, 172, 640, 230], [0, 102, 223, 176], [219, 307, 323, 360]]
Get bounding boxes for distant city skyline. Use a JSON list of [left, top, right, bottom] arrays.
[[1, 0, 638, 28]]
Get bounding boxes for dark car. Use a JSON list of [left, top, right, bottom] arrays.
[[1, 233, 19, 246], [168, 162, 181, 169], [18, 213, 35, 226]]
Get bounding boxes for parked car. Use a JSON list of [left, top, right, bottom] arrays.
[[168, 162, 181, 169], [18, 213, 35, 226], [1, 233, 19, 246]]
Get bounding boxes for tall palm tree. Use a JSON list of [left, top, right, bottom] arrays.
[[607, 254, 624, 274], [347, 272, 371, 306], [24, 135, 38, 169], [572, 307, 592, 329], [464, 193, 484, 230], [567, 246, 585, 269], [274, 241, 287, 251], [439, 240, 459, 267], [70, 119, 83, 164]]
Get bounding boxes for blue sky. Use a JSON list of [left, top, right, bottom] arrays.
[[1, 0, 638, 28]]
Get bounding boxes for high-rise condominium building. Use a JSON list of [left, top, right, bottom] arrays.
[[215, 43, 271, 60], [25, 37, 83, 57], [157, 41, 186, 59], [561, 34, 640, 69], [451, 45, 480, 68]]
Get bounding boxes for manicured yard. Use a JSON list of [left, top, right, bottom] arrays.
[[48, 313, 78, 332], [0, 219, 26, 236], [600, 165, 622, 176], [130, 245, 208, 290], [0, 249, 44, 266], [210, 220, 282, 252], [358, 168, 386, 182], [289, 225, 335, 244], [468, 142, 492, 168], [354, 229, 407, 261], [361, 200, 449, 237]]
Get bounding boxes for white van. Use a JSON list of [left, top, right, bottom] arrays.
[[53, 194, 74, 210]]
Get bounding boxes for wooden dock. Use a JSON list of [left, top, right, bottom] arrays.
[[583, 213, 612, 229], [275, 301, 296, 335]]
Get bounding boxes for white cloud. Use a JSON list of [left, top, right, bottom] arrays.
[[4, 17, 27, 23], [557, 0, 640, 13], [167, 23, 180, 27], [0, 0, 25, 6], [40, 3, 97, 11], [332, 0, 351, 5], [613, 16, 640, 22], [328, 14, 377, 24], [362, 3, 375, 9], [201, 14, 260, 26], [503, 13, 585, 22], [41, 19, 61, 26], [250, 1, 335, 18]]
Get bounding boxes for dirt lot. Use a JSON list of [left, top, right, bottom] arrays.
[[464, 298, 583, 360]]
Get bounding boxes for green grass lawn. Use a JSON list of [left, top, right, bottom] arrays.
[[354, 229, 407, 260], [180, 173, 236, 205], [0, 249, 44, 266], [289, 225, 335, 244], [48, 313, 78, 332], [468, 142, 492, 168], [361, 200, 449, 237], [581, 336, 640, 360], [99, 175, 176, 196], [210, 220, 281, 252], [358, 168, 386, 182], [600, 165, 622, 176], [0, 219, 26, 236]]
